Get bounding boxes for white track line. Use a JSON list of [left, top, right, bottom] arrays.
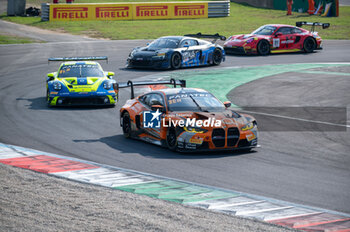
[[240, 110, 350, 128]]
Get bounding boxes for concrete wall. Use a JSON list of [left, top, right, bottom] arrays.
[[7, 0, 26, 16], [230, 0, 273, 9]]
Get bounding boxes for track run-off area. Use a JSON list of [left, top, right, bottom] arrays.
[[0, 39, 349, 231]]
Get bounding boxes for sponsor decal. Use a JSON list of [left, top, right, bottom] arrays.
[[135, 5, 168, 18], [174, 5, 205, 17], [50, 3, 209, 21], [168, 93, 211, 100], [246, 133, 256, 141], [281, 40, 294, 44], [182, 50, 198, 62], [52, 7, 88, 20], [95, 6, 130, 19], [189, 136, 204, 144]]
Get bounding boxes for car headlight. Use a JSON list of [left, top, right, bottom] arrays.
[[184, 126, 208, 133], [241, 122, 254, 131], [53, 81, 62, 91], [103, 81, 112, 90]]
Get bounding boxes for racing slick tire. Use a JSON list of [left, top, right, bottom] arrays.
[[303, 37, 316, 53], [257, 40, 270, 56], [122, 111, 132, 138], [171, 52, 182, 70], [166, 127, 178, 151], [212, 48, 223, 65], [46, 89, 52, 107]]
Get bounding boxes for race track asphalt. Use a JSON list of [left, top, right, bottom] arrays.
[[0, 39, 349, 214]]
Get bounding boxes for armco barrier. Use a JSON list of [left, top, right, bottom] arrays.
[[41, 1, 229, 21], [208, 1, 230, 17], [230, 0, 273, 9], [41, 3, 50, 21]]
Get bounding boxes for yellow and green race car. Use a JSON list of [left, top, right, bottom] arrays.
[[46, 56, 117, 107]]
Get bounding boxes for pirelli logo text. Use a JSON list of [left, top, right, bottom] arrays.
[[136, 6, 168, 17], [49, 3, 210, 21], [52, 7, 88, 19], [95, 6, 130, 19], [174, 5, 206, 17]]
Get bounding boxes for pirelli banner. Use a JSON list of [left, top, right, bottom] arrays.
[[49, 2, 210, 21]]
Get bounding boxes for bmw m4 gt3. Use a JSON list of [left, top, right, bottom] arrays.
[[118, 79, 258, 152]]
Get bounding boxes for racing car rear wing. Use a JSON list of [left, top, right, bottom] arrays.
[[296, 22, 330, 32], [115, 78, 186, 99], [184, 33, 226, 43], [48, 56, 108, 63]]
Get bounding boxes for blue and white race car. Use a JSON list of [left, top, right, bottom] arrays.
[[126, 33, 226, 70]]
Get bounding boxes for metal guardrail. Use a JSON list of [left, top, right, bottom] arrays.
[[208, 1, 230, 18], [41, 3, 49, 21], [41, 1, 230, 21]]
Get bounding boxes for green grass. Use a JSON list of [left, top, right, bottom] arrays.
[[0, 34, 41, 44], [2, 3, 350, 40]]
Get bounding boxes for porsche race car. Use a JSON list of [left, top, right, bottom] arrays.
[[126, 33, 226, 69], [118, 79, 258, 152], [224, 22, 330, 55], [46, 57, 117, 107]]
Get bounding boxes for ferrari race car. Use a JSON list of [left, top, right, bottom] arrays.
[[118, 79, 258, 152], [224, 22, 330, 55], [126, 33, 226, 69], [46, 57, 117, 107]]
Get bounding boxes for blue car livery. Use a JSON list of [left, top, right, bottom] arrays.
[[126, 33, 226, 70]]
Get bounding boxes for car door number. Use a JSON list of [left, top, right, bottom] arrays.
[[273, 38, 280, 48]]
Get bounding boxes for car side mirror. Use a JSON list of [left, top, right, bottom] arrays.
[[223, 101, 231, 108], [146, 43, 150, 46], [151, 104, 165, 112], [107, 71, 114, 79], [183, 44, 189, 49], [47, 73, 55, 82], [275, 32, 283, 37]]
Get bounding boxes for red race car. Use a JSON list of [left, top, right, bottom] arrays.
[[224, 22, 330, 55]]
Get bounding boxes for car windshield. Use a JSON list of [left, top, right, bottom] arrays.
[[167, 92, 225, 112], [148, 38, 180, 49], [58, 64, 104, 78], [252, 26, 277, 35]]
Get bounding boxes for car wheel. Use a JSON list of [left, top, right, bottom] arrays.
[[46, 89, 52, 107], [303, 37, 316, 53], [257, 40, 270, 55], [166, 127, 177, 151], [212, 48, 223, 65], [171, 53, 181, 69], [122, 112, 132, 138]]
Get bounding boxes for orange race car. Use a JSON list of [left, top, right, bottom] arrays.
[[118, 79, 258, 152]]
